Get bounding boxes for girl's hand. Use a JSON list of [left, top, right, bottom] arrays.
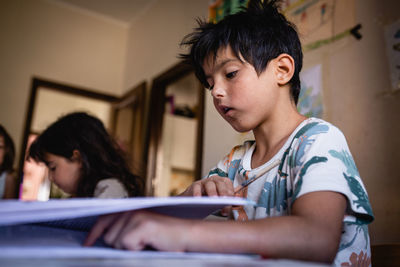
[[179, 176, 234, 197], [84, 211, 191, 251]]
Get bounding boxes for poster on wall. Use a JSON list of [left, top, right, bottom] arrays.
[[209, 0, 357, 52], [384, 19, 400, 91], [283, 0, 355, 47], [298, 64, 323, 118], [208, 0, 247, 23]]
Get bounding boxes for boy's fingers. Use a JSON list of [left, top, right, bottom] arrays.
[[103, 212, 132, 246], [192, 182, 203, 196], [234, 185, 244, 197], [216, 178, 234, 196], [204, 180, 218, 196], [83, 214, 119, 247]]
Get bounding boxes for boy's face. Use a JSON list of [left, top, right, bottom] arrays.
[[203, 46, 280, 132]]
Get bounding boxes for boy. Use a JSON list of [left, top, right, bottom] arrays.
[[85, 0, 373, 265]]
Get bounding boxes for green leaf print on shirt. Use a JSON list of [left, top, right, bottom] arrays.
[[208, 168, 228, 179], [343, 173, 373, 218], [292, 156, 328, 203], [279, 122, 321, 177], [339, 222, 370, 251], [328, 149, 373, 218], [258, 175, 290, 215], [290, 124, 329, 168], [328, 149, 359, 177]]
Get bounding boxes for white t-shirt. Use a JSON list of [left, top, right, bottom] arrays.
[[206, 118, 374, 266]]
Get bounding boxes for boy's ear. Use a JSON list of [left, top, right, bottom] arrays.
[[274, 54, 295, 86], [71, 149, 82, 163]]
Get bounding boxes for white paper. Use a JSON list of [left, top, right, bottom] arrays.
[[0, 197, 255, 260], [0, 196, 253, 226], [0, 224, 260, 260]]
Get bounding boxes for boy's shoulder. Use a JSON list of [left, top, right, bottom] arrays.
[[292, 117, 345, 141]]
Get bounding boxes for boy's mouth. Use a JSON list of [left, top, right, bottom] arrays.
[[221, 106, 232, 114]]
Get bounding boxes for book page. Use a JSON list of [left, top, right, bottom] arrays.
[[0, 197, 253, 227]]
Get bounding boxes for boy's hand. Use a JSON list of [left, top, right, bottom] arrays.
[[179, 176, 234, 197], [84, 211, 191, 251]]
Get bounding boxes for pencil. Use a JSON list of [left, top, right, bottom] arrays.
[[234, 159, 281, 194]]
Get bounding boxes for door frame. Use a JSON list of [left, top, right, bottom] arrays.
[[144, 62, 205, 196], [110, 81, 147, 178]]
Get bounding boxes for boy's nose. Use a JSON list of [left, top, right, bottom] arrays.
[[211, 82, 226, 98]]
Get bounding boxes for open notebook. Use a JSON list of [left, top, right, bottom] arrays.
[[0, 197, 256, 259]]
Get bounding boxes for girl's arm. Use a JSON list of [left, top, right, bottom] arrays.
[[85, 190, 345, 263]]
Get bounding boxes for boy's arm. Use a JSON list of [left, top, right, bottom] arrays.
[[186, 191, 346, 263], [85, 190, 345, 263]]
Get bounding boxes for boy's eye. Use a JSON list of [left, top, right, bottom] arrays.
[[226, 71, 238, 79], [207, 84, 214, 91]]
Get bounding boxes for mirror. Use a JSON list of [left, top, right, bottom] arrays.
[[145, 62, 205, 196], [18, 77, 146, 200]]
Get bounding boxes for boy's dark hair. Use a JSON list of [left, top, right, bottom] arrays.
[[180, 0, 303, 104], [28, 112, 143, 197], [0, 124, 15, 173]]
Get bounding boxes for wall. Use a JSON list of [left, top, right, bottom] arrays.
[[123, 0, 210, 90], [319, 0, 399, 245], [0, 0, 128, 158], [202, 0, 400, 245]]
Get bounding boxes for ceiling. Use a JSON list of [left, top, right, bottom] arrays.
[[52, 0, 157, 26]]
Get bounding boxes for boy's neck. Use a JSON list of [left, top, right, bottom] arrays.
[[251, 106, 306, 169]]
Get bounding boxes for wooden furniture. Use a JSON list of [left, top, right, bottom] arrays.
[[371, 243, 400, 267]]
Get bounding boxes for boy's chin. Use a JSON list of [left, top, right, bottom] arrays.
[[230, 124, 252, 133]]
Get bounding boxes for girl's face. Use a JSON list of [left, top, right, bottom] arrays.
[[0, 136, 5, 166], [44, 151, 82, 195]]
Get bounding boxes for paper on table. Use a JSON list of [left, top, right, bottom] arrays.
[[0, 224, 260, 260], [0, 196, 254, 227], [0, 197, 256, 260]]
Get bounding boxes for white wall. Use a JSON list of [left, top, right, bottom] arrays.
[[123, 0, 210, 90], [0, 0, 128, 157]]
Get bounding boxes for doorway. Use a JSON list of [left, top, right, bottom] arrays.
[[145, 62, 205, 196], [18, 77, 146, 199]]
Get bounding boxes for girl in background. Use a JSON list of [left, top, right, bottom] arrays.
[[0, 124, 17, 199], [28, 112, 143, 198]]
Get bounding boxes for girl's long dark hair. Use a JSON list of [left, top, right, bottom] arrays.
[[0, 124, 15, 173], [28, 112, 143, 197]]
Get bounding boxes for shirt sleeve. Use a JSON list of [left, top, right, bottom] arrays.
[[94, 178, 129, 199], [205, 142, 251, 182], [290, 122, 374, 223]]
